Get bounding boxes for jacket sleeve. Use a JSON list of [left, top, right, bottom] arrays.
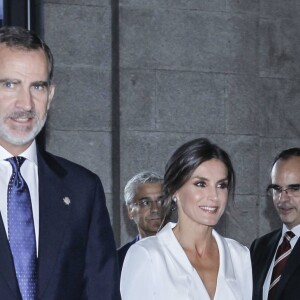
[[83, 176, 121, 300]]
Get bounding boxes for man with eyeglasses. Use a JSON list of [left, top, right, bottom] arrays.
[[117, 171, 164, 272], [251, 148, 300, 300]]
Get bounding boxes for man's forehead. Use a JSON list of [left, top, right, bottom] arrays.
[[135, 182, 162, 195], [0, 46, 48, 79], [272, 156, 300, 181]]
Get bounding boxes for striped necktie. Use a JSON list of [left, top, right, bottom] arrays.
[[268, 231, 295, 300]]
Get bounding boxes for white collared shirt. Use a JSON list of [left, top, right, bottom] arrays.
[[0, 141, 39, 254], [262, 224, 300, 299]]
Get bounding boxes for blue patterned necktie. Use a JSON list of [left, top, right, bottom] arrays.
[[7, 156, 37, 300]]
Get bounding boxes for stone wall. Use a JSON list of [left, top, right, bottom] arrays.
[[43, 0, 300, 247]]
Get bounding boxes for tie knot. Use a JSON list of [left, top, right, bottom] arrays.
[[284, 231, 295, 242], [6, 156, 26, 172]]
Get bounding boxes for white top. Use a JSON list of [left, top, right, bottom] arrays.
[[262, 223, 300, 300], [121, 222, 252, 300], [0, 141, 39, 253]]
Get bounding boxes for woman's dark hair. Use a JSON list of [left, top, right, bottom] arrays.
[[162, 138, 235, 218], [0, 26, 54, 82]]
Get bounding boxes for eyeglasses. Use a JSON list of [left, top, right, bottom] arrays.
[[266, 184, 300, 198], [131, 199, 163, 209]]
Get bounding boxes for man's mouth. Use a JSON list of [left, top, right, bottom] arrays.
[[278, 206, 293, 214], [11, 117, 32, 123], [9, 111, 36, 121], [147, 217, 161, 221]]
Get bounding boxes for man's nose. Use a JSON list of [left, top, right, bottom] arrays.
[[16, 87, 34, 110], [150, 200, 161, 211], [279, 189, 290, 201]]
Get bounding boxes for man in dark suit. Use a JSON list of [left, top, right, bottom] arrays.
[[117, 171, 163, 272], [0, 26, 120, 299], [251, 148, 300, 300]]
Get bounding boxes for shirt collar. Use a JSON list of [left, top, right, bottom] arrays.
[[282, 223, 300, 239], [0, 140, 38, 166]]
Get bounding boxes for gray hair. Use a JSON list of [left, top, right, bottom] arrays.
[[0, 26, 54, 82], [124, 171, 163, 205]]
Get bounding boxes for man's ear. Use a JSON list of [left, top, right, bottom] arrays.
[[47, 83, 55, 110], [127, 205, 134, 220]]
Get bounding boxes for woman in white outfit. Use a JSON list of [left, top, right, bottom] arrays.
[[120, 138, 252, 300]]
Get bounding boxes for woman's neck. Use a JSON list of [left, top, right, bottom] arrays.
[[173, 220, 214, 256]]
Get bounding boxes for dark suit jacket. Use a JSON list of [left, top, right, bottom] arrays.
[[0, 147, 121, 300], [251, 228, 300, 300], [117, 236, 139, 273]]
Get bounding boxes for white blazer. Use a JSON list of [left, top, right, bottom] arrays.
[[121, 222, 252, 300]]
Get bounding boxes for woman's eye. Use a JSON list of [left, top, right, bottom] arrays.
[[218, 182, 228, 189], [195, 181, 206, 188]]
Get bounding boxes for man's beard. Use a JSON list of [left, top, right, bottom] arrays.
[[0, 110, 47, 146]]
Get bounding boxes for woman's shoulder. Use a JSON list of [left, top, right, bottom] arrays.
[[133, 235, 159, 250], [132, 222, 174, 249]]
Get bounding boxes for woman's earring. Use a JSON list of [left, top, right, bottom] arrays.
[[171, 196, 177, 212]]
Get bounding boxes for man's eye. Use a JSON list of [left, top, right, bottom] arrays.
[[290, 185, 300, 191], [3, 81, 15, 88], [32, 84, 45, 91], [195, 181, 206, 188], [140, 200, 150, 206]]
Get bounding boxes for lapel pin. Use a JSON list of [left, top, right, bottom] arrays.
[[63, 197, 71, 205]]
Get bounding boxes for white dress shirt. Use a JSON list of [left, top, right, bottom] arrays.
[[121, 222, 253, 300], [262, 224, 300, 300], [0, 141, 39, 254]]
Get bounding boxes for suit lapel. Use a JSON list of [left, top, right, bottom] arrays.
[[215, 232, 238, 298], [0, 214, 21, 299], [36, 149, 70, 297]]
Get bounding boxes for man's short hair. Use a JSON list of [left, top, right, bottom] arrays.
[[272, 148, 300, 167], [124, 171, 163, 205], [0, 26, 54, 82]]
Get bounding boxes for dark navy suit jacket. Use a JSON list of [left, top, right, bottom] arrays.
[[0, 146, 121, 299], [117, 236, 139, 273], [251, 228, 300, 300]]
